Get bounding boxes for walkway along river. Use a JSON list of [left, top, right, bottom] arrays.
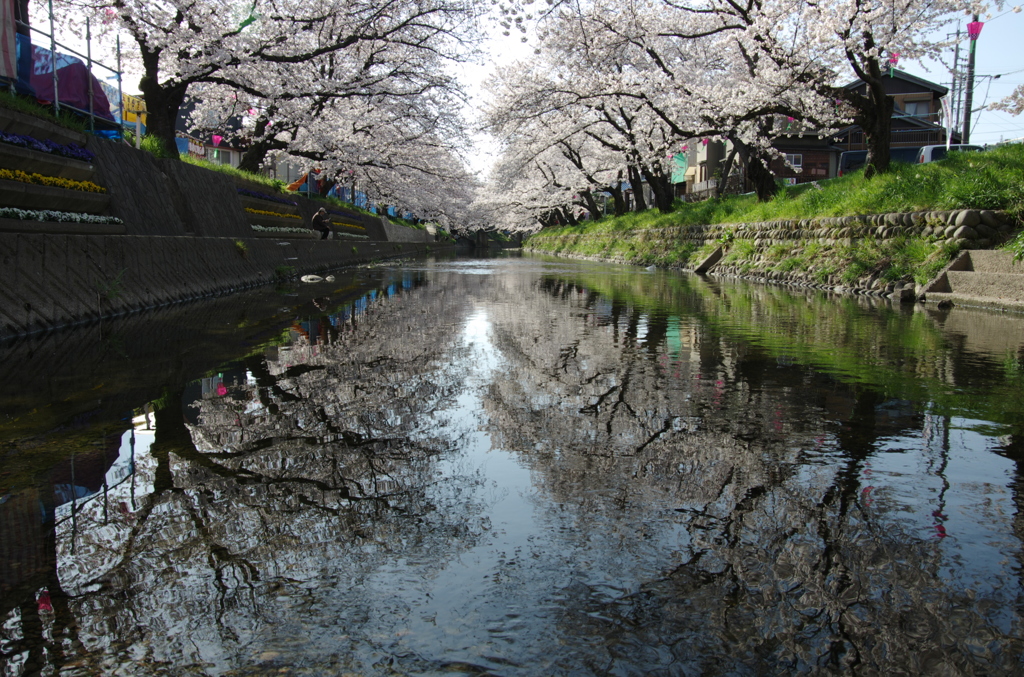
[[2, 253, 1023, 675]]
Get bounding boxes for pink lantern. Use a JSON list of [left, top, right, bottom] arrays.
[[888, 52, 900, 66], [967, 21, 984, 40], [212, 135, 223, 146], [701, 138, 708, 146], [681, 145, 688, 152]]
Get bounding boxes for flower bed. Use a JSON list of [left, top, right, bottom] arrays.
[[0, 168, 106, 193], [251, 224, 309, 234], [0, 207, 122, 224], [237, 187, 298, 206], [244, 207, 301, 219], [0, 130, 94, 163]]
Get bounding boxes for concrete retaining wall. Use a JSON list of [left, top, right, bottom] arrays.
[[0, 233, 436, 339], [380, 219, 435, 242], [0, 109, 451, 338]]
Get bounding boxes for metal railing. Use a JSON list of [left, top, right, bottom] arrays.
[[13, 0, 123, 137]]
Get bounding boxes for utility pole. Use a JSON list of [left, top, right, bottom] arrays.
[[963, 14, 982, 144], [950, 25, 961, 137]]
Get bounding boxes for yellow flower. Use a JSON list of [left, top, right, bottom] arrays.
[[244, 207, 301, 219], [0, 168, 106, 193]]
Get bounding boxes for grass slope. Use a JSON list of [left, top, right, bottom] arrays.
[[528, 144, 1024, 284]]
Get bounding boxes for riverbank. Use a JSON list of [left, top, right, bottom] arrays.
[[0, 106, 452, 339], [524, 146, 1024, 307]]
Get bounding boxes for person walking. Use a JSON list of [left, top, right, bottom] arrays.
[[311, 208, 332, 240]]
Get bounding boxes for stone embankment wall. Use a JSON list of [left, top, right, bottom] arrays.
[[0, 108, 448, 339], [526, 208, 1019, 299]]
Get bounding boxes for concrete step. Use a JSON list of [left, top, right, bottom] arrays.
[[946, 270, 1024, 300], [966, 250, 1024, 275]]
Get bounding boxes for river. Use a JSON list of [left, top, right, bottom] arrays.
[[2, 253, 1023, 675]]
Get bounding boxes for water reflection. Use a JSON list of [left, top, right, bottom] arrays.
[[2, 256, 1023, 674]]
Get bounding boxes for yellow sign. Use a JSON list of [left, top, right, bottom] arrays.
[[122, 93, 147, 126]]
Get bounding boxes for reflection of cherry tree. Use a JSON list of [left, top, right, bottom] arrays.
[[51, 276, 490, 673], [475, 270, 1024, 673]]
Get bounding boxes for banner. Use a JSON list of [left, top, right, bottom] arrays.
[[1, 0, 16, 80]]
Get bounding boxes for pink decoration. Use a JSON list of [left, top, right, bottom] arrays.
[[967, 21, 984, 40], [701, 138, 708, 146], [103, 8, 117, 24], [247, 108, 256, 115], [212, 135, 223, 146], [888, 52, 900, 66], [216, 383, 228, 396], [680, 145, 688, 152]]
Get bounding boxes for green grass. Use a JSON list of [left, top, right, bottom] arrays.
[[182, 154, 286, 189], [530, 144, 1024, 244], [0, 90, 89, 133], [1003, 229, 1024, 261]]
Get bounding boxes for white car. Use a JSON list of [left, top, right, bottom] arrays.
[[916, 144, 984, 163]]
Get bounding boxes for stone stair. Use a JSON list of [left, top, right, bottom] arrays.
[[924, 249, 1024, 311]]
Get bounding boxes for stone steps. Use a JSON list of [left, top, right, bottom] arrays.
[[924, 250, 1024, 311], [964, 249, 1024, 275], [945, 271, 1024, 300]]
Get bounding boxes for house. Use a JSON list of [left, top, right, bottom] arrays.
[[833, 69, 957, 152], [770, 69, 957, 185]]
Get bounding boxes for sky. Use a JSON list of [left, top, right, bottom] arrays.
[[900, 7, 1024, 146]]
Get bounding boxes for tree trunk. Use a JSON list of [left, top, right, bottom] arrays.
[[560, 207, 579, 227], [627, 165, 647, 211], [580, 190, 601, 220], [859, 88, 893, 178], [238, 117, 289, 174], [714, 145, 740, 198], [640, 167, 674, 213], [735, 141, 778, 202], [137, 46, 188, 160], [845, 63, 893, 178], [238, 136, 287, 174], [607, 173, 627, 216]]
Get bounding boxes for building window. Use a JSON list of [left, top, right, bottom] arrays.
[[785, 154, 803, 168], [210, 149, 234, 166], [904, 101, 929, 118]]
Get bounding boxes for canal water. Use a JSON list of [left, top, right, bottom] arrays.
[[2, 253, 1023, 675]]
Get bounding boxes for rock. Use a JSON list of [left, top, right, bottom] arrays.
[[955, 210, 981, 228], [937, 299, 954, 309], [944, 225, 958, 238], [979, 210, 1002, 227], [897, 286, 916, 303], [952, 225, 978, 240], [975, 223, 996, 238]]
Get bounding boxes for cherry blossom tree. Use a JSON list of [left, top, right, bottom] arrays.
[[53, 0, 482, 160]]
